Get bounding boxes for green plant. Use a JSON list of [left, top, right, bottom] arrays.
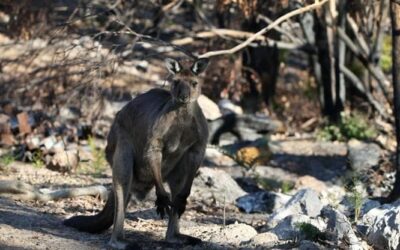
[[281, 180, 295, 194], [32, 151, 44, 168], [295, 222, 325, 242], [380, 35, 392, 73], [0, 153, 15, 167], [88, 136, 107, 174], [345, 174, 365, 222], [317, 112, 376, 141]]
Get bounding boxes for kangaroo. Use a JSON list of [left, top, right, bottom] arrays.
[[64, 57, 209, 249]]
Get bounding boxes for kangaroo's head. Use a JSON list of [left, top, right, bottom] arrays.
[[165, 58, 209, 104]]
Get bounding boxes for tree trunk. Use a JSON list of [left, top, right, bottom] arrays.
[[388, 0, 400, 202], [315, 10, 338, 121]]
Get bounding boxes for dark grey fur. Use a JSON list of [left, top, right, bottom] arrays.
[[64, 58, 209, 249]]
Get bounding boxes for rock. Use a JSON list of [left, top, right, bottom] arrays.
[[270, 140, 348, 156], [295, 175, 328, 193], [299, 240, 323, 250], [183, 222, 257, 246], [59, 106, 81, 121], [322, 206, 363, 249], [204, 147, 236, 167], [41, 136, 57, 150], [218, 99, 243, 115], [240, 114, 285, 133], [269, 189, 323, 227], [270, 214, 326, 241], [236, 191, 290, 214], [319, 185, 346, 207], [46, 150, 79, 173], [248, 232, 279, 247], [348, 139, 381, 173], [198, 95, 222, 121], [366, 200, 400, 250], [191, 167, 246, 204], [361, 199, 381, 216]]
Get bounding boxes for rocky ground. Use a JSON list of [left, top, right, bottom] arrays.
[[1, 133, 399, 250]]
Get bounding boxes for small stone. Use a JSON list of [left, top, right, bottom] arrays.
[[46, 150, 79, 173], [236, 191, 290, 214], [248, 232, 279, 247]]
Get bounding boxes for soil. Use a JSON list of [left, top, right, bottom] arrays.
[[0, 162, 266, 250]]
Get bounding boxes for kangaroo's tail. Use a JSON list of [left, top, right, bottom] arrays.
[[63, 190, 114, 233]]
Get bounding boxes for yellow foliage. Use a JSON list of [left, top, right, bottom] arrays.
[[235, 145, 271, 168]]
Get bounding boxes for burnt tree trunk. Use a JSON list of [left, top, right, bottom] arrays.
[[242, 18, 280, 111], [388, 0, 400, 202], [315, 10, 338, 121]]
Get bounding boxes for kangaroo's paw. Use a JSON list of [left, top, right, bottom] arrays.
[[166, 233, 202, 245], [155, 193, 171, 219]]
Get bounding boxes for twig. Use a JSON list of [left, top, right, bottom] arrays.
[[256, 14, 304, 44], [198, 0, 329, 58]]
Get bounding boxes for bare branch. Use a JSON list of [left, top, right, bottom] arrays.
[[171, 29, 305, 50], [340, 65, 390, 120], [198, 0, 329, 58]]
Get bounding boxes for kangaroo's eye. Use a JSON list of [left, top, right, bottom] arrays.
[[191, 81, 198, 87]]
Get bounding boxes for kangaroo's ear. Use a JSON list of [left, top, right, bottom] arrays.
[[191, 58, 209, 75], [165, 58, 182, 74]]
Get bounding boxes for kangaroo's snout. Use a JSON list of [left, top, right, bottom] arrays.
[[176, 85, 190, 103]]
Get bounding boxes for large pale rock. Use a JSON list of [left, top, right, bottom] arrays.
[[322, 206, 363, 250], [198, 95, 222, 120], [270, 214, 326, 241], [236, 191, 290, 214], [191, 167, 246, 204], [366, 200, 400, 250], [268, 189, 323, 227], [348, 139, 381, 172], [183, 223, 257, 246]]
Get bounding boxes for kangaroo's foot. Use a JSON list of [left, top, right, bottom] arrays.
[[155, 193, 171, 219]]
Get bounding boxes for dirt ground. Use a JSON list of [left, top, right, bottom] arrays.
[[0, 161, 267, 250]]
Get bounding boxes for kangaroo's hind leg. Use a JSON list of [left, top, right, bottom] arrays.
[[165, 144, 205, 245], [108, 136, 134, 249]]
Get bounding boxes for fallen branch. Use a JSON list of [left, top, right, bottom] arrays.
[[0, 180, 108, 202], [198, 0, 329, 58]]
